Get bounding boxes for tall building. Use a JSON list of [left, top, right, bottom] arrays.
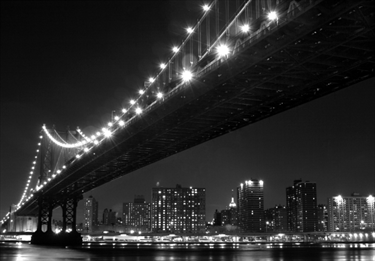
[[265, 205, 287, 232], [221, 195, 238, 227], [317, 204, 328, 232], [102, 208, 109, 225], [123, 195, 151, 232], [83, 196, 98, 233], [286, 180, 318, 232], [237, 179, 264, 232], [327, 193, 375, 232], [151, 184, 206, 233]]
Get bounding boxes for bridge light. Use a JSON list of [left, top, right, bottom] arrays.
[[102, 128, 112, 138], [130, 99, 136, 105], [94, 140, 99, 145], [157, 92, 163, 99], [172, 46, 179, 53], [267, 11, 278, 21], [107, 122, 113, 127], [149, 77, 155, 83], [84, 147, 89, 152], [181, 70, 193, 82], [76, 154, 81, 159], [160, 63, 166, 69], [216, 44, 230, 58], [118, 120, 125, 126], [114, 116, 120, 121], [139, 89, 145, 95], [186, 27, 194, 34], [122, 108, 127, 113], [135, 107, 143, 115], [240, 24, 250, 33], [202, 4, 210, 11]]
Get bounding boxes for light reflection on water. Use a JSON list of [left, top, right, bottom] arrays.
[[0, 242, 374, 261]]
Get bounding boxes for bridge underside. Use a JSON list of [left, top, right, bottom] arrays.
[[19, 0, 374, 215]]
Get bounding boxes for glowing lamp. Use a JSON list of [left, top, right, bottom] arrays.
[[181, 70, 193, 82], [216, 44, 230, 57], [135, 107, 143, 115], [157, 92, 163, 99], [172, 46, 179, 53], [268, 11, 278, 21], [240, 24, 250, 33], [102, 128, 112, 138]]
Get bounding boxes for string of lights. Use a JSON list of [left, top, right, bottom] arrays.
[[1, 0, 284, 225]]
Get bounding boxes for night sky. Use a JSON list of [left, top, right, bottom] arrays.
[[1, 1, 374, 222]]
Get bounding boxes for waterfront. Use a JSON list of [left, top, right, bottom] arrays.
[[1, 242, 374, 261]]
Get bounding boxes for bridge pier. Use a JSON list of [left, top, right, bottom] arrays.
[[31, 196, 82, 246]]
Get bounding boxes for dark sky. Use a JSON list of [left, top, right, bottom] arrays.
[[1, 1, 374, 222]]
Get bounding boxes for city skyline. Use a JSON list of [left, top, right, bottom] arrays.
[[1, 1, 374, 221]]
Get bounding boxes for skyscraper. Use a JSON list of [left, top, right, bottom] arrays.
[[327, 193, 374, 232], [286, 180, 318, 232], [102, 208, 109, 225], [265, 205, 287, 232], [221, 194, 238, 227], [83, 195, 98, 233], [123, 195, 151, 232], [237, 179, 264, 232], [317, 204, 328, 232], [151, 184, 206, 233]]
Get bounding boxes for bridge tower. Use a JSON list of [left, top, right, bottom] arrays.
[[31, 126, 83, 245]]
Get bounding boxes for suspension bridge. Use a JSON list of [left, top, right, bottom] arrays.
[[1, 0, 374, 245]]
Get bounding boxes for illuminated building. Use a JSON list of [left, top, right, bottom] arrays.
[[327, 193, 375, 232], [221, 192, 238, 226], [151, 184, 206, 233], [286, 180, 318, 232], [83, 195, 98, 233], [237, 179, 264, 232], [317, 204, 328, 232], [123, 195, 151, 232], [265, 205, 287, 232]]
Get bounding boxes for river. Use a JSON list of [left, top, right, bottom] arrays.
[[1, 242, 374, 260]]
